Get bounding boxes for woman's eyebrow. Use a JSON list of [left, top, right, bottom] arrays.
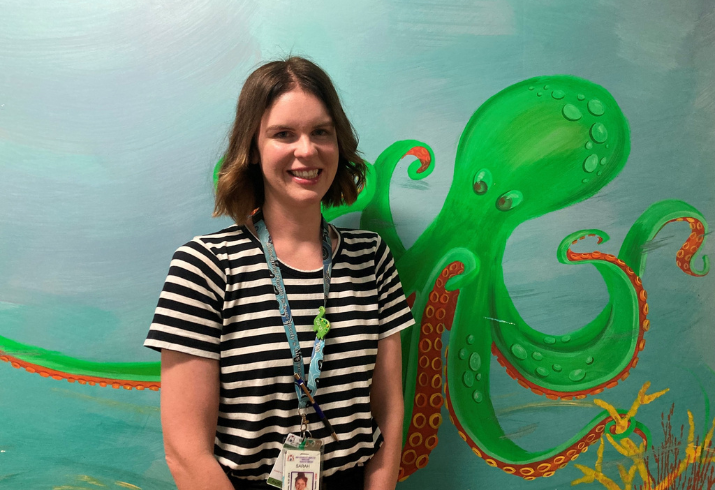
[[265, 120, 334, 132], [265, 124, 292, 132]]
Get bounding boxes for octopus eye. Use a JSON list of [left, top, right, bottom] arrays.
[[472, 168, 493, 195], [496, 190, 523, 211]]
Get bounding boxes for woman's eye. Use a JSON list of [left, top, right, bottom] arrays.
[[314, 128, 330, 136], [274, 131, 290, 138]]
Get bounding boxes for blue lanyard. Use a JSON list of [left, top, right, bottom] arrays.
[[253, 211, 332, 409]]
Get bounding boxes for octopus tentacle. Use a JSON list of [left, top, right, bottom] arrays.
[[399, 262, 463, 481], [492, 202, 708, 399], [493, 231, 647, 397], [671, 217, 708, 276], [447, 388, 650, 481], [490, 228, 646, 398], [360, 140, 435, 261], [618, 199, 709, 277], [445, 371, 610, 480], [400, 249, 479, 418], [444, 276, 651, 480], [0, 335, 160, 390]]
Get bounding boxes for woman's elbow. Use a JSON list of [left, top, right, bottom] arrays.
[[165, 445, 191, 482], [164, 441, 213, 483]]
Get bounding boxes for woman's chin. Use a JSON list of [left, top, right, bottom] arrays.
[[268, 192, 325, 212]]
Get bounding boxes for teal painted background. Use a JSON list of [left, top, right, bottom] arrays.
[[1, 1, 713, 488]]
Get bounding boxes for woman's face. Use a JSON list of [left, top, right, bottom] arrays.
[[255, 87, 339, 213]]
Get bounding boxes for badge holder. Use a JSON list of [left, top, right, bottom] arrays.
[[267, 411, 325, 490]]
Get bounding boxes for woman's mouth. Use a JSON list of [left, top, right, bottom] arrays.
[[289, 169, 321, 179]]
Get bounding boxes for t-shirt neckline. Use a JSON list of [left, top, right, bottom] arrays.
[[239, 222, 343, 278]]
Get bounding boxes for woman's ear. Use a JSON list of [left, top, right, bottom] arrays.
[[249, 148, 260, 166], [249, 139, 261, 166]]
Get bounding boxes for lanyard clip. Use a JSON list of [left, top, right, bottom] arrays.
[[299, 408, 311, 439]]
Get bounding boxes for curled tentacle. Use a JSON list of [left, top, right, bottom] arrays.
[[492, 215, 708, 400], [492, 229, 649, 399], [444, 248, 480, 291], [360, 140, 435, 261], [618, 199, 709, 277], [557, 229, 610, 263], [0, 335, 161, 390]]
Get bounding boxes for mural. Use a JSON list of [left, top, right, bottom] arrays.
[[324, 74, 712, 486], [1, 1, 714, 489]]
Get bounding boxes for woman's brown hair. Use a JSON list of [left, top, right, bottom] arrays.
[[213, 56, 366, 224]]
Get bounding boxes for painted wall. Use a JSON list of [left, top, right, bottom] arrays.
[[1, 1, 713, 489]]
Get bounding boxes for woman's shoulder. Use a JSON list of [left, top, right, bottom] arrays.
[[193, 223, 247, 243], [176, 223, 258, 259], [331, 226, 384, 255], [332, 226, 380, 242]]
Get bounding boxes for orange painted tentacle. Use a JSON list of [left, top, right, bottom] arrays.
[[0, 354, 160, 391], [405, 146, 431, 173], [398, 262, 464, 481], [668, 217, 707, 276]]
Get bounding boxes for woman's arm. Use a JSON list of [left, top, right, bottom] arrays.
[[161, 349, 235, 490], [364, 333, 404, 490]]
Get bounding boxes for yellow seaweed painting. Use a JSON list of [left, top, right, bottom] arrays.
[[572, 384, 715, 490]]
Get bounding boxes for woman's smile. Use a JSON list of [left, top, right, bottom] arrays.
[[289, 168, 322, 181]]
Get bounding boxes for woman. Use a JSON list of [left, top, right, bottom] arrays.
[[146, 57, 414, 490]]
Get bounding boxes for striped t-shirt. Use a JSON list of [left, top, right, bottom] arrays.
[[145, 224, 414, 480]]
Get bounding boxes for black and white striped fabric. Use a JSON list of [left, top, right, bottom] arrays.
[[145, 224, 415, 480]]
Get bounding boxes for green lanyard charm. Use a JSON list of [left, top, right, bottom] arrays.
[[313, 306, 330, 339]]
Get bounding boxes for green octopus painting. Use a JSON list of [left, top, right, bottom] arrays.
[[0, 75, 709, 482], [324, 75, 709, 480]]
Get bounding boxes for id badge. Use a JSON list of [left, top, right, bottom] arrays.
[[282, 438, 323, 490], [267, 433, 304, 488]]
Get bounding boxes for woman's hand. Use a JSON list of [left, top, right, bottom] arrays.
[[364, 333, 404, 490], [161, 350, 235, 490]]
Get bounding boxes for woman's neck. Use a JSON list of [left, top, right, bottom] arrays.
[[247, 201, 331, 271], [261, 201, 323, 246]]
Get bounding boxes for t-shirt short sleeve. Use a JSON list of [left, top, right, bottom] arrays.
[[374, 236, 415, 339], [144, 238, 226, 359]]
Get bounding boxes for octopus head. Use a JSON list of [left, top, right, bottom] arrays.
[[452, 75, 630, 225]]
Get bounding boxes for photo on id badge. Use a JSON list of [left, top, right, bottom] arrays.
[[290, 471, 314, 490]]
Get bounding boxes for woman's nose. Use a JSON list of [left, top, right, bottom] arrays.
[[294, 134, 317, 158]]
